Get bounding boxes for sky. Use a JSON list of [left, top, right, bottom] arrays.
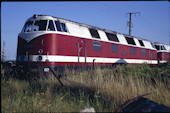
[[1, 1, 170, 60]]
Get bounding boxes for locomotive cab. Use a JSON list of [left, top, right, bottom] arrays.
[[17, 15, 56, 74], [154, 43, 170, 63], [16, 14, 69, 76]]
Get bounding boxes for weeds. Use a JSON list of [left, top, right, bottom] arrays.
[[1, 63, 170, 112]]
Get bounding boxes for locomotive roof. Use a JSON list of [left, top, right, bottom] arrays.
[[154, 42, 167, 45], [31, 14, 153, 43]]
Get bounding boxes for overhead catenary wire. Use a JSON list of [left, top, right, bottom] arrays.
[[97, 2, 169, 34], [75, 2, 128, 32], [76, 2, 126, 20], [76, 2, 169, 40], [133, 18, 169, 36]]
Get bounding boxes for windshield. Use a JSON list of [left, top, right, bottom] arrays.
[[32, 20, 47, 31], [21, 20, 48, 33], [22, 21, 33, 32], [155, 45, 160, 50]]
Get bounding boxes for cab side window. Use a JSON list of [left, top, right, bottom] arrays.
[[55, 20, 68, 32]]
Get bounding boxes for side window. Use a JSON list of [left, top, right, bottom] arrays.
[[141, 49, 146, 55], [55, 21, 62, 31], [55, 21, 68, 32], [138, 40, 145, 47], [47, 20, 55, 31], [130, 47, 135, 54], [93, 41, 101, 51], [33, 20, 47, 31], [161, 46, 166, 50], [61, 23, 68, 32], [112, 44, 118, 53], [106, 32, 119, 42], [125, 37, 136, 45], [89, 28, 100, 39], [163, 46, 166, 50]]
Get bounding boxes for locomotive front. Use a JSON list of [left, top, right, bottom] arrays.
[[16, 15, 58, 74]]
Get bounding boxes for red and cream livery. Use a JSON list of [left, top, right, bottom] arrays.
[[17, 14, 159, 73], [154, 42, 170, 63]]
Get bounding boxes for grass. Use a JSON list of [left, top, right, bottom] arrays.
[[1, 63, 170, 112], [1, 77, 115, 112]]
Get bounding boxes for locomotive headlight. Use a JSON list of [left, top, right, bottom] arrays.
[[38, 49, 43, 54], [33, 14, 37, 19], [44, 68, 49, 72], [37, 55, 43, 61]]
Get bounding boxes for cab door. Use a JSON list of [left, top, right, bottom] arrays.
[[78, 39, 86, 64]]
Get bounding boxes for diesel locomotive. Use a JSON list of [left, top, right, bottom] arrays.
[[16, 14, 170, 75]]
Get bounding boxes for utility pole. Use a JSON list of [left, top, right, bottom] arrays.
[[2, 41, 6, 62], [126, 12, 140, 36]]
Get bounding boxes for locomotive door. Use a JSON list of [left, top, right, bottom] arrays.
[[78, 39, 86, 64]]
